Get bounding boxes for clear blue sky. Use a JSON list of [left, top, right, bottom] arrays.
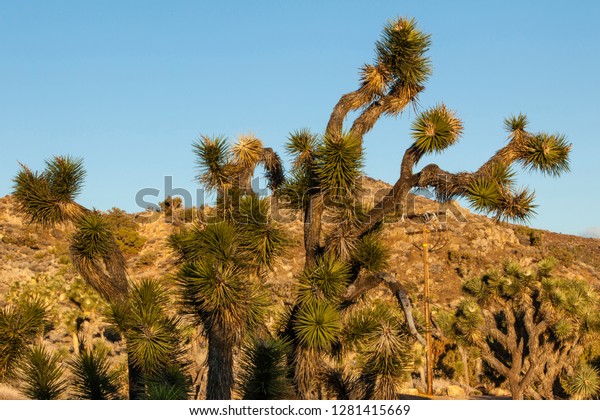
[[1, 0, 599, 237]]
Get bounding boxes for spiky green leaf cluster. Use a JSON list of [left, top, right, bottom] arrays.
[[453, 299, 484, 344], [466, 178, 501, 213], [520, 133, 571, 176], [278, 167, 317, 210], [144, 364, 191, 400], [294, 301, 342, 352], [12, 156, 85, 226], [563, 363, 600, 400], [71, 213, 114, 260], [193, 135, 233, 192], [352, 231, 389, 272], [68, 346, 120, 400], [504, 114, 529, 133], [0, 299, 47, 380], [109, 279, 187, 383], [316, 132, 364, 198], [343, 303, 413, 399], [20, 345, 67, 400], [375, 17, 432, 92], [411, 104, 463, 157], [232, 134, 263, 169], [178, 260, 268, 342], [237, 196, 288, 270], [287, 129, 318, 168], [297, 255, 351, 306], [238, 338, 294, 400]]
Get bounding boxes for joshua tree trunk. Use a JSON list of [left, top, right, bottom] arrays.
[[206, 324, 234, 400], [509, 379, 525, 400], [128, 355, 143, 399], [458, 346, 470, 389]]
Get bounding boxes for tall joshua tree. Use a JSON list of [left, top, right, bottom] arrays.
[[274, 17, 571, 398], [169, 134, 287, 399], [13, 157, 140, 398]]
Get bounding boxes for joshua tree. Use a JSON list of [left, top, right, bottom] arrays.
[[12, 157, 161, 399], [269, 17, 572, 398], [169, 134, 287, 399], [450, 259, 599, 399], [108, 278, 190, 399]]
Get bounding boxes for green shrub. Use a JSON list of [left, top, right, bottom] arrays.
[[104, 208, 146, 256]]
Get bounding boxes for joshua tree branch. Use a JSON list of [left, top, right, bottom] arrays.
[[340, 271, 427, 346]]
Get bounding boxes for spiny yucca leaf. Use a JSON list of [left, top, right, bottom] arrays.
[[353, 231, 389, 272], [239, 338, 294, 400], [561, 280, 598, 319], [504, 260, 526, 280], [13, 166, 67, 227], [243, 221, 288, 270], [504, 114, 529, 133], [462, 276, 490, 304], [563, 364, 600, 400], [359, 64, 389, 98], [520, 132, 571, 176], [286, 129, 318, 168], [495, 188, 537, 223], [537, 257, 557, 279], [20, 345, 67, 400], [126, 312, 182, 375], [482, 162, 517, 190], [232, 134, 263, 169], [68, 347, 120, 400], [177, 260, 267, 342], [294, 301, 342, 352], [342, 303, 403, 350], [45, 155, 86, 203], [237, 195, 269, 225], [316, 131, 363, 198], [118, 279, 185, 376], [144, 364, 191, 400], [359, 320, 412, 400], [454, 299, 483, 344], [178, 261, 243, 318], [343, 306, 386, 349], [0, 299, 47, 380], [466, 177, 501, 213], [177, 221, 239, 264], [375, 17, 431, 91], [553, 318, 575, 341], [131, 278, 170, 313], [71, 212, 114, 260], [12, 157, 86, 227], [411, 104, 463, 157], [193, 134, 233, 191], [297, 255, 351, 305], [324, 199, 370, 260]]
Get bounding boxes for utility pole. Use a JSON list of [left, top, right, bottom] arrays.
[[422, 224, 434, 396], [407, 218, 448, 397]]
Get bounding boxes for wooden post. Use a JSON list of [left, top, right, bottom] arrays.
[[423, 224, 433, 396]]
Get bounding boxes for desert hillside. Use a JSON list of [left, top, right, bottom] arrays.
[[1, 177, 599, 399]]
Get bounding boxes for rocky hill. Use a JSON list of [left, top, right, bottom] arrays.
[[1, 178, 599, 398]]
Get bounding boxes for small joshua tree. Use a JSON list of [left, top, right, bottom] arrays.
[[451, 259, 599, 399]]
